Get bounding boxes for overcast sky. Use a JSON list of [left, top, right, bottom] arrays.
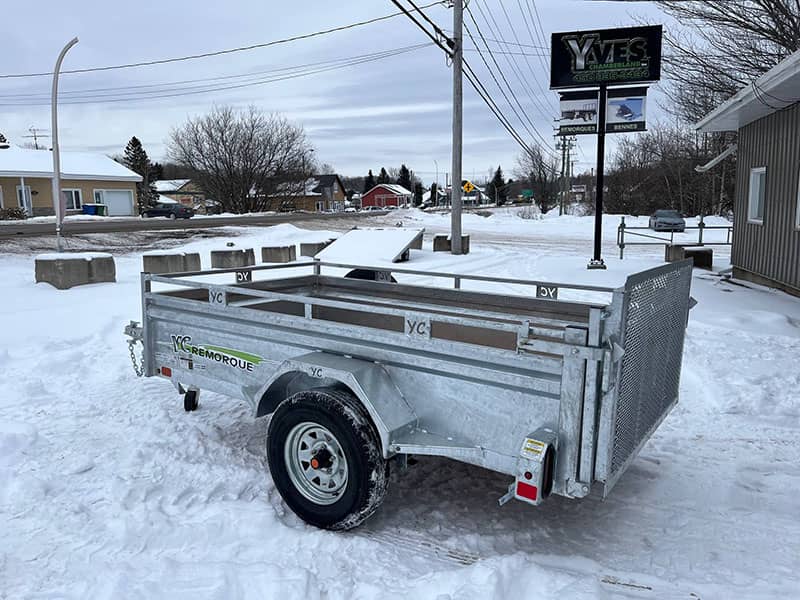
[[1, 0, 671, 185]]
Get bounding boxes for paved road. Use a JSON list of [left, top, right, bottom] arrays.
[[0, 211, 388, 238]]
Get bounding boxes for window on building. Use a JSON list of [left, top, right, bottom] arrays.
[[62, 189, 82, 210], [748, 167, 766, 223]]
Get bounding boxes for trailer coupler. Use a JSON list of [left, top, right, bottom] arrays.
[[498, 429, 557, 507]]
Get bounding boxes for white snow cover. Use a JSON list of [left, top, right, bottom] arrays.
[[2, 216, 799, 598], [154, 179, 191, 192], [316, 228, 424, 263], [35, 252, 113, 260], [0, 145, 141, 181]]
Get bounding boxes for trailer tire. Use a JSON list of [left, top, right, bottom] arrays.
[[183, 389, 199, 412], [267, 388, 388, 530]]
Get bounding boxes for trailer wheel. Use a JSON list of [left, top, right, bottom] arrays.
[[267, 389, 388, 530], [183, 390, 199, 412]]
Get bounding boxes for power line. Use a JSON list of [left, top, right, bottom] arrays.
[[463, 6, 551, 148], [524, 0, 550, 61], [0, 45, 430, 106], [0, 44, 431, 101], [0, 1, 446, 79], [470, 0, 555, 127], [391, 0, 556, 173], [495, 0, 556, 111]]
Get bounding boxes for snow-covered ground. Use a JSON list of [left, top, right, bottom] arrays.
[[1, 212, 798, 599]]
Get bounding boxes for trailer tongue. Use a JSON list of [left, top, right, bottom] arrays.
[[125, 259, 693, 529]]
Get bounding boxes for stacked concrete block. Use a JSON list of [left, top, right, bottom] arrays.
[[35, 252, 116, 289], [433, 234, 470, 254], [261, 245, 297, 263], [210, 248, 255, 269], [300, 240, 334, 257], [142, 251, 202, 274]]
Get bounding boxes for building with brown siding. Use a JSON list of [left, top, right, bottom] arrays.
[[0, 144, 141, 216], [278, 175, 347, 212], [696, 51, 800, 296]]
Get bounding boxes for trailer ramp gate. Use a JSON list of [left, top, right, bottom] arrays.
[[599, 261, 693, 494]]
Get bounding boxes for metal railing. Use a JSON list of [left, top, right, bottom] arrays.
[[617, 216, 733, 259]]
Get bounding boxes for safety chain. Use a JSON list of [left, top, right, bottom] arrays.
[[127, 338, 145, 377]]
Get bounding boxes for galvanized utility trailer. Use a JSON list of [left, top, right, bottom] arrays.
[[125, 259, 693, 530]]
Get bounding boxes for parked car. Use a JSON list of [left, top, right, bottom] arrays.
[[649, 209, 685, 232], [360, 206, 383, 212], [142, 202, 194, 219]]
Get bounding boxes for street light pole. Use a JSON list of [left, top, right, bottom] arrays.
[[51, 37, 78, 253]]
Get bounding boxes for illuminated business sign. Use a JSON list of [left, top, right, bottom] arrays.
[[550, 25, 662, 89]]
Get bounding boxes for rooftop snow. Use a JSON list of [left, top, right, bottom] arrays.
[[0, 145, 142, 181], [154, 179, 191, 192]]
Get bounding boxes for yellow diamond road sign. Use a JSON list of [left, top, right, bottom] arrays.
[[462, 181, 475, 193]]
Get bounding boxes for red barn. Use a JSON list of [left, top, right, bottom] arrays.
[[361, 184, 413, 208]]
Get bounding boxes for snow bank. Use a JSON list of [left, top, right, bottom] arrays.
[[1, 215, 798, 599]]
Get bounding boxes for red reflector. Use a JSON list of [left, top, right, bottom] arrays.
[[161, 366, 172, 377], [516, 481, 538, 501]]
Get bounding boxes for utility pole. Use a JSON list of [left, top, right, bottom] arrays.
[[450, 0, 463, 255], [51, 37, 79, 253], [23, 127, 50, 150]]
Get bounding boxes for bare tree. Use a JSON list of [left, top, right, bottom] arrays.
[[167, 105, 312, 213], [606, 123, 736, 216], [514, 146, 560, 213], [657, 1, 800, 122]]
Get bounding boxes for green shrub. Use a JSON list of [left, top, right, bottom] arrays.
[[0, 207, 27, 220]]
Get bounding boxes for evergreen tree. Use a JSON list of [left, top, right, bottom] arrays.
[[377, 167, 391, 184], [363, 169, 376, 192], [123, 136, 158, 209], [413, 181, 424, 207], [485, 165, 507, 205], [429, 182, 439, 206], [397, 164, 412, 191]]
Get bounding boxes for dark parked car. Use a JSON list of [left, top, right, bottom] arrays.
[[142, 202, 194, 219], [649, 209, 685, 232]]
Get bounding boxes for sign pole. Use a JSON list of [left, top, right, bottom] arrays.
[[588, 83, 608, 270]]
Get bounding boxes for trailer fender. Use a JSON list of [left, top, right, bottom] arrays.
[[255, 352, 417, 458]]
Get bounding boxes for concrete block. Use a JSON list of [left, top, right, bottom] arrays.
[[142, 251, 202, 274], [433, 234, 470, 254], [88, 255, 116, 283], [460, 235, 471, 255], [261, 245, 297, 263], [35, 252, 115, 290], [685, 247, 713, 270], [143, 252, 184, 274], [210, 248, 255, 269], [183, 253, 202, 271], [433, 234, 450, 252], [665, 244, 686, 262], [300, 240, 334, 257]]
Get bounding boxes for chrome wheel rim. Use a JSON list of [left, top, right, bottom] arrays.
[[284, 422, 348, 505]]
